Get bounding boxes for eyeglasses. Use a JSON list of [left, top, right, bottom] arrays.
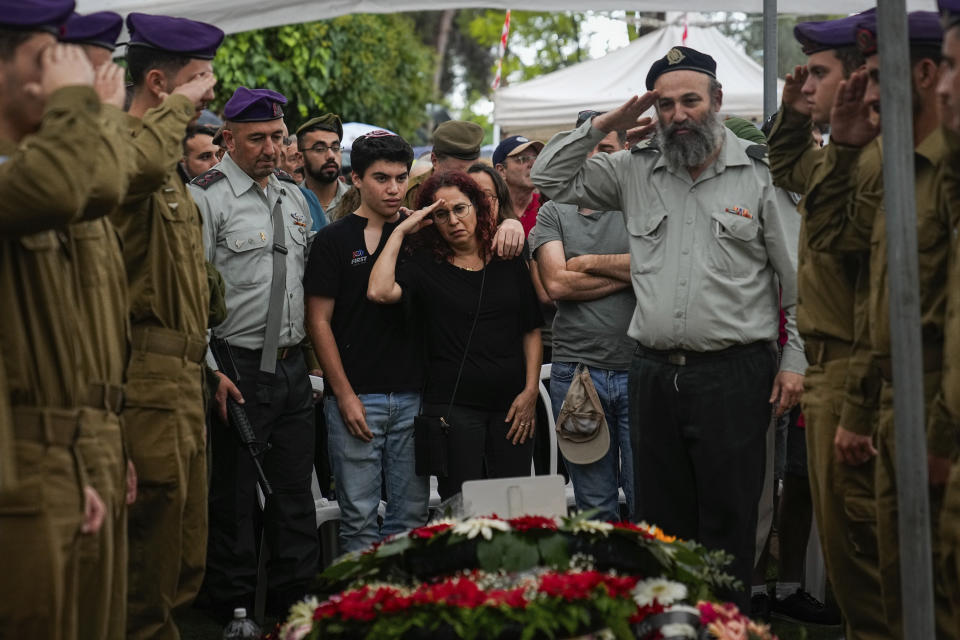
[[509, 154, 538, 165], [432, 203, 474, 224], [304, 143, 342, 154]]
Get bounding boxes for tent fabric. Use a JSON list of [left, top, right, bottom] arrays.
[[494, 24, 783, 133], [76, 0, 936, 36]]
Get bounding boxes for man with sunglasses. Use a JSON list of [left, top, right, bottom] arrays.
[[297, 113, 350, 232], [494, 135, 545, 237]]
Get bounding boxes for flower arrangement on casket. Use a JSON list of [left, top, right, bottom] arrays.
[[272, 513, 777, 640]]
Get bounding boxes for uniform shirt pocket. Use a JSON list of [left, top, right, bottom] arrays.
[[223, 229, 270, 287], [706, 208, 763, 278], [625, 211, 668, 275], [71, 221, 107, 287]]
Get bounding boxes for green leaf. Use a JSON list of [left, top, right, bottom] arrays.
[[537, 533, 569, 569], [500, 536, 540, 572]]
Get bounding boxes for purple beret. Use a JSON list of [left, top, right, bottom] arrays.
[[794, 10, 873, 54], [0, 0, 74, 34], [126, 12, 224, 60], [857, 11, 942, 56], [62, 12, 122, 51], [223, 87, 287, 122], [940, 0, 960, 29]]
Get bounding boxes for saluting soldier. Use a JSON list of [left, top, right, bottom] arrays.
[[112, 12, 224, 640], [189, 87, 319, 619], [765, 15, 888, 639], [0, 1, 126, 637], [801, 12, 958, 638]]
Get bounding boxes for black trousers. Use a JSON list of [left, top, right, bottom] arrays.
[[423, 403, 535, 502], [203, 346, 318, 611], [628, 342, 775, 608]]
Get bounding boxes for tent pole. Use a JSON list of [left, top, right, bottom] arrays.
[[877, 1, 936, 636], [762, 0, 777, 120]]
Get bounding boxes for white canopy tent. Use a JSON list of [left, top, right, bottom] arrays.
[[494, 24, 781, 139], [76, 0, 935, 35]]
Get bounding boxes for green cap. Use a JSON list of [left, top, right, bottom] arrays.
[[296, 113, 343, 141], [724, 117, 766, 145], [432, 121, 484, 160]]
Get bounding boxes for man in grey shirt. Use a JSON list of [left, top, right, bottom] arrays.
[[531, 46, 805, 606], [532, 113, 635, 522]]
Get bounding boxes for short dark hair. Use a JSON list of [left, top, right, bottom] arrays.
[[125, 45, 192, 88], [910, 44, 943, 67], [833, 45, 865, 77], [350, 133, 413, 178], [0, 28, 36, 62], [466, 162, 516, 221], [182, 124, 217, 153]]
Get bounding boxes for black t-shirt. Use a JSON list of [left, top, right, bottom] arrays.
[[396, 251, 543, 411], [304, 214, 422, 396]]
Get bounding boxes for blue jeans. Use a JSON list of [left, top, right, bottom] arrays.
[[549, 361, 633, 521], [325, 392, 429, 553]]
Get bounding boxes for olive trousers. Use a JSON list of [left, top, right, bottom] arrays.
[[125, 350, 207, 640], [802, 357, 888, 640], [875, 376, 958, 640], [76, 409, 126, 640], [941, 461, 960, 639]]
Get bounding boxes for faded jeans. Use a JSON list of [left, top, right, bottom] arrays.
[[325, 392, 429, 553], [549, 361, 633, 521]]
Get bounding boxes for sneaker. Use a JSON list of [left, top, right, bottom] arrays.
[[771, 589, 841, 626], [750, 592, 771, 621]]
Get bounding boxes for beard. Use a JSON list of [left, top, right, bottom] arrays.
[[654, 110, 725, 172], [304, 156, 341, 184]]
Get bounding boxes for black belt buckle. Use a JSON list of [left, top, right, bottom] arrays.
[[667, 353, 686, 366], [273, 242, 288, 255]]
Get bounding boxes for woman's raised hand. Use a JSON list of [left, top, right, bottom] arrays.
[[396, 199, 445, 235]]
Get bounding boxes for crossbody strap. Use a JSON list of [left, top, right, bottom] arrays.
[[443, 266, 486, 424]]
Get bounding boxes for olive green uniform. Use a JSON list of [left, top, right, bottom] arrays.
[[0, 86, 125, 640], [72, 103, 132, 640], [804, 130, 958, 639], [932, 126, 960, 638], [404, 166, 431, 209], [767, 106, 886, 640], [112, 94, 210, 640]]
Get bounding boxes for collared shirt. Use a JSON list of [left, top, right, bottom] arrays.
[[532, 121, 806, 374], [300, 179, 350, 233], [190, 153, 315, 351]]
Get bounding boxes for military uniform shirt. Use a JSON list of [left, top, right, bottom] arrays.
[[532, 120, 807, 374], [190, 153, 314, 351]]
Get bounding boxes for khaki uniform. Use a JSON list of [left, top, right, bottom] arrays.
[[112, 94, 210, 640], [0, 86, 125, 640], [767, 106, 886, 640], [403, 166, 431, 209], [804, 129, 957, 639]]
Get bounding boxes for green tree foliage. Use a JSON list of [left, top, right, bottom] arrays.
[[211, 13, 434, 139], [711, 13, 838, 78]]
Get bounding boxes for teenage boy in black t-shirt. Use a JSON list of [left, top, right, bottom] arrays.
[[305, 131, 429, 552]]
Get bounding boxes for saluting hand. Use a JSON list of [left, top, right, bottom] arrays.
[[36, 44, 94, 98], [396, 200, 443, 235], [829, 70, 880, 147], [594, 92, 659, 136], [781, 65, 811, 116], [163, 72, 217, 110], [94, 62, 126, 109]]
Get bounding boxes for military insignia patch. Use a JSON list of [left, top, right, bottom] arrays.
[[725, 206, 752, 220], [191, 168, 225, 189], [856, 28, 877, 56], [666, 47, 685, 65], [290, 211, 306, 228]]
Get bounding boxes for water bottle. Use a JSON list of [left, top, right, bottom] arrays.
[[222, 607, 261, 640]]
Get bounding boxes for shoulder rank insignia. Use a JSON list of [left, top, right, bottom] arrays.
[[745, 143, 769, 164], [274, 168, 298, 184], [191, 168, 225, 189], [630, 139, 660, 154]]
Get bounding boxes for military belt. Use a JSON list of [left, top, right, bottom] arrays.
[[131, 326, 207, 363], [875, 345, 943, 382], [11, 406, 81, 447], [80, 382, 125, 414], [635, 340, 769, 366], [803, 337, 853, 366], [231, 345, 300, 362]]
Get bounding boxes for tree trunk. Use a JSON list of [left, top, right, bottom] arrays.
[[432, 9, 456, 100]]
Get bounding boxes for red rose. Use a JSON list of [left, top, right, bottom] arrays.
[[507, 515, 558, 532]]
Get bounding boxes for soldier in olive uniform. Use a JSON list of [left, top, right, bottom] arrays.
[[403, 120, 485, 209], [765, 15, 888, 639], [801, 13, 958, 638], [0, 2, 124, 637], [113, 13, 224, 640], [532, 47, 805, 607], [189, 87, 319, 617]]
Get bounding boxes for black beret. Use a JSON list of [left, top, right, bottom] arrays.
[[645, 46, 717, 91]]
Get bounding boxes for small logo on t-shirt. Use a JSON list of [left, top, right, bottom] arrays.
[[351, 249, 368, 265]]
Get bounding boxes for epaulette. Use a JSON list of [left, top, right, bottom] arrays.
[[191, 168, 225, 189], [745, 144, 770, 165], [274, 168, 298, 184], [630, 140, 660, 154]]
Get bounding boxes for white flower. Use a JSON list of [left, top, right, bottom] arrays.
[[280, 622, 313, 640], [452, 517, 510, 540], [659, 623, 697, 638], [632, 577, 688, 607], [278, 596, 319, 640], [570, 519, 614, 536]]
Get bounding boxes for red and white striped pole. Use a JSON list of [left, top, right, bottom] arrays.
[[491, 9, 511, 91]]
